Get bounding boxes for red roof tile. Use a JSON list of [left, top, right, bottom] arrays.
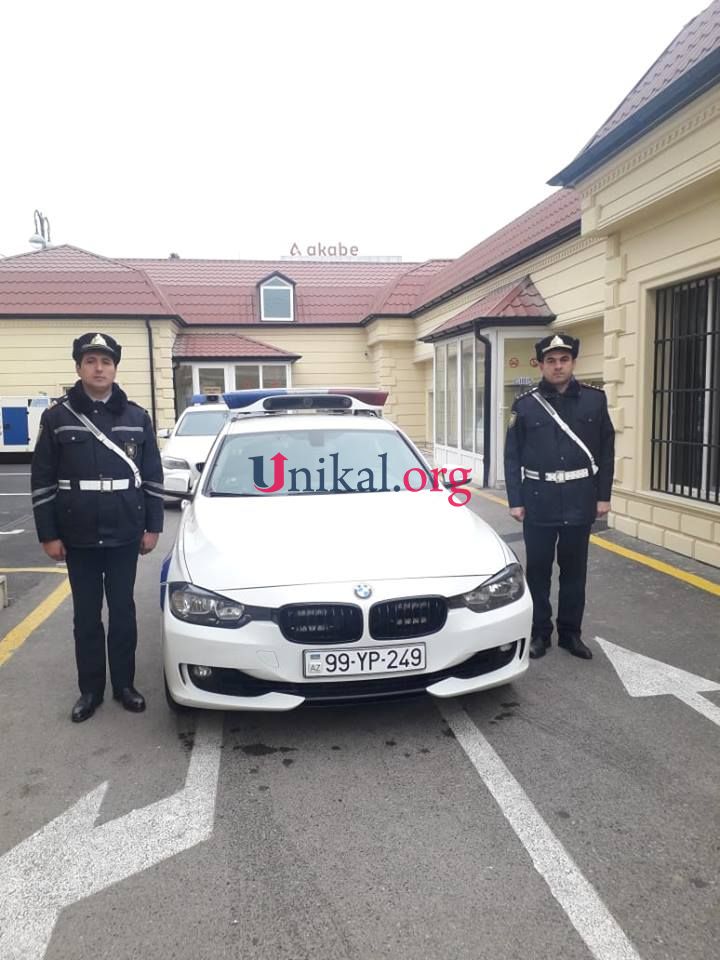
[[414, 190, 580, 311], [367, 260, 453, 316], [586, 1, 720, 150], [173, 333, 299, 360], [127, 258, 427, 325], [425, 277, 554, 339], [0, 246, 175, 316]]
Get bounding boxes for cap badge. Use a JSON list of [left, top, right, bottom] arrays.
[[90, 334, 109, 347]]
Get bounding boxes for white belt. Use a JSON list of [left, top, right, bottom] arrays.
[[58, 478, 131, 492], [524, 468, 591, 483]]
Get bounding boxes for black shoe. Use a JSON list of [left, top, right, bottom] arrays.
[[113, 686, 146, 712], [71, 692, 103, 723], [529, 634, 551, 659], [558, 633, 593, 660]]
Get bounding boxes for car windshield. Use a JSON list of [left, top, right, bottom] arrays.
[[175, 410, 230, 436], [205, 428, 430, 496]]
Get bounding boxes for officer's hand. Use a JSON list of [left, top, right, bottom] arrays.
[[42, 539, 67, 561], [140, 532, 160, 555], [596, 501, 611, 518], [509, 507, 525, 522]]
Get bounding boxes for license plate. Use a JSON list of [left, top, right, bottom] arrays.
[[303, 644, 426, 678]]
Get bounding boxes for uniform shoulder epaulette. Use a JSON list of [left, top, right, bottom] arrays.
[[578, 382, 605, 392], [49, 394, 68, 407], [516, 386, 539, 400]]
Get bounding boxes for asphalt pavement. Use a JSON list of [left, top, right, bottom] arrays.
[[0, 461, 718, 960]]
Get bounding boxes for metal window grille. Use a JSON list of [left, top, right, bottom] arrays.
[[651, 274, 720, 503]]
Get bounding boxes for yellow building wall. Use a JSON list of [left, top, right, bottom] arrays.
[[576, 90, 720, 567]]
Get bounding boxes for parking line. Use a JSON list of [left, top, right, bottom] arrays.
[[440, 701, 642, 960], [472, 489, 720, 598], [0, 578, 71, 668], [0, 567, 67, 574]]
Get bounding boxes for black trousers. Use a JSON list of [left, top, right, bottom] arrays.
[[65, 542, 141, 696], [523, 521, 592, 638]]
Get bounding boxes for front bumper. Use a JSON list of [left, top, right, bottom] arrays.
[[162, 590, 532, 711]]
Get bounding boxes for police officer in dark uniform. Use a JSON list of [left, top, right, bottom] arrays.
[[504, 333, 614, 660], [31, 333, 164, 722]]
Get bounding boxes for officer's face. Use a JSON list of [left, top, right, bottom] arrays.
[[539, 350, 575, 387], [76, 351, 117, 397]]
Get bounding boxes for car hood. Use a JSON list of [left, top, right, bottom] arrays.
[[163, 435, 217, 470], [180, 491, 511, 590]]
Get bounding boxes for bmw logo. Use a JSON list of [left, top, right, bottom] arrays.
[[354, 584, 372, 599]]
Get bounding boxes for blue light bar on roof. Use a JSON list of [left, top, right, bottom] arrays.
[[191, 393, 225, 405], [222, 387, 388, 410]]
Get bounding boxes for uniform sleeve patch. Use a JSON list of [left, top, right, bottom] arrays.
[[508, 411, 517, 429]]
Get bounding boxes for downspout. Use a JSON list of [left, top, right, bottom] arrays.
[[475, 330, 492, 488], [145, 318, 158, 429]]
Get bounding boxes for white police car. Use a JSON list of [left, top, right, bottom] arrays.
[[161, 388, 532, 712], [158, 395, 231, 500]]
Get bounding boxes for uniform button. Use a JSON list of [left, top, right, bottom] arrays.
[[98, 540, 104, 544], [560, 456, 565, 461]]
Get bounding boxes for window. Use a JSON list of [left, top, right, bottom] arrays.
[[447, 342, 458, 448], [233, 365, 289, 389], [260, 276, 294, 321], [234, 366, 261, 390], [475, 340, 486, 456], [461, 339, 474, 451], [435, 345, 446, 445], [197, 367, 225, 395], [652, 275, 720, 503]]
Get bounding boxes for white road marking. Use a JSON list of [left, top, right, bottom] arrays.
[[0, 473, 31, 476], [597, 637, 720, 729], [439, 700, 642, 960], [0, 493, 30, 496], [0, 529, 24, 535], [0, 714, 223, 960]]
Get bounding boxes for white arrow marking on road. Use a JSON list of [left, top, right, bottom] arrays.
[[440, 701, 642, 960], [0, 714, 223, 960], [597, 637, 720, 728]]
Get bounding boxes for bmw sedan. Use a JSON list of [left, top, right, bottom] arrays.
[[161, 388, 532, 711]]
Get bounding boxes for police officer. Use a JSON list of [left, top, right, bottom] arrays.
[[31, 333, 164, 722], [504, 333, 614, 660]]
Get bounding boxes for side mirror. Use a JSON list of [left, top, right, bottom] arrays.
[[437, 464, 472, 488], [157, 428, 171, 440], [195, 462, 205, 473]]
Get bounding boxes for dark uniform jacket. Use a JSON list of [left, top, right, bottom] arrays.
[[31, 382, 164, 547], [504, 377, 615, 526]]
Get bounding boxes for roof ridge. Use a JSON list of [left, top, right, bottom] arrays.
[[124, 256, 427, 267], [582, 3, 716, 154]]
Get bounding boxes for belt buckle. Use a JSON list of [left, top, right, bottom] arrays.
[[554, 470, 566, 483], [99, 478, 113, 492]]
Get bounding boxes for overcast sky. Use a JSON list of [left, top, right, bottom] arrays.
[[0, 0, 709, 264]]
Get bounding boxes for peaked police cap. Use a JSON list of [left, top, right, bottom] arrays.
[[72, 332, 122, 364], [535, 333, 579, 362]]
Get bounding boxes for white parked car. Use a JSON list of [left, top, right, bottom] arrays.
[[159, 397, 231, 500], [161, 388, 532, 712]]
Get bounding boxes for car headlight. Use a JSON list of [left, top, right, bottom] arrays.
[[168, 582, 248, 627], [451, 562, 525, 613], [162, 456, 191, 471]]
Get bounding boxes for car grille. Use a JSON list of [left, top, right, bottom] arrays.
[[187, 641, 520, 703], [369, 597, 447, 640], [277, 603, 363, 644]]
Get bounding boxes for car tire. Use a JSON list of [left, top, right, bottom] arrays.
[[164, 673, 193, 714]]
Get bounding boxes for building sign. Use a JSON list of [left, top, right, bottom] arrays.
[[289, 242, 359, 257]]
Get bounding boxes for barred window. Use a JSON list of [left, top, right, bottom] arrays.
[[652, 275, 720, 503]]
